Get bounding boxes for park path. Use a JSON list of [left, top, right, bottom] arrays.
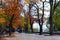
[[2, 32, 60, 40]]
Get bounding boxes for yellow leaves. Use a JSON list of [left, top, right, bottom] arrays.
[[0, 18, 6, 23], [0, 18, 6, 28], [12, 23, 18, 29], [25, 0, 39, 4], [33, 0, 39, 2], [2, 10, 5, 14], [0, 9, 5, 14], [25, 0, 30, 4], [0, 10, 3, 14]]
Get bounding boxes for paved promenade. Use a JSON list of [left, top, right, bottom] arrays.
[[1, 32, 60, 40]]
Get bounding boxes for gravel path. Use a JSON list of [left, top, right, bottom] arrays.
[[3, 32, 60, 40]]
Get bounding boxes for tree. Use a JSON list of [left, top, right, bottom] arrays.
[[53, 3, 60, 31], [2, 0, 22, 36], [3, 0, 22, 29]]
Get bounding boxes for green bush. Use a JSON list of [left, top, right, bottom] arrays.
[[53, 4, 60, 31]]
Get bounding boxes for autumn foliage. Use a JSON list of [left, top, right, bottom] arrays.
[[3, 0, 22, 29]]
